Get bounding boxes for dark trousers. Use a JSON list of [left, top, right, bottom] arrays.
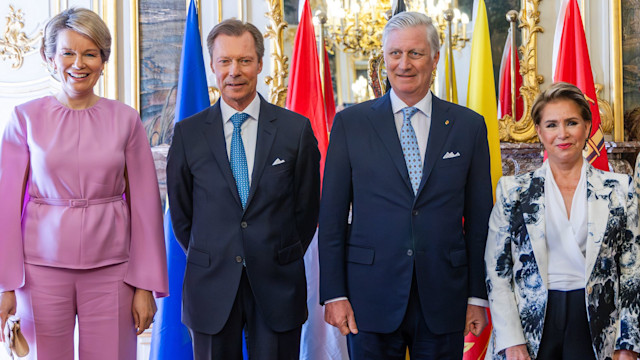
[[537, 289, 596, 360], [190, 270, 302, 360], [347, 273, 464, 360]]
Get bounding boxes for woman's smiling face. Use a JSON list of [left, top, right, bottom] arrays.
[[52, 29, 105, 100]]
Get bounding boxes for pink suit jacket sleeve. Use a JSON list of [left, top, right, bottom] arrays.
[[0, 108, 29, 292], [123, 116, 169, 298]]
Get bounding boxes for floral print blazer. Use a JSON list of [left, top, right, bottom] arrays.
[[485, 161, 640, 360]]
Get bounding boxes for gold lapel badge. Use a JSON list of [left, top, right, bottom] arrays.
[[445, 120, 450, 125]]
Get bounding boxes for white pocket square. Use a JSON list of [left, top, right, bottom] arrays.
[[442, 151, 461, 159], [272, 158, 286, 166]]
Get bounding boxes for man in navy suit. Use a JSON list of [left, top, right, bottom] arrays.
[[167, 19, 320, 359], [319, 11, 493, 359]]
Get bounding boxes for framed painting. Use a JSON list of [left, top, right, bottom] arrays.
[[485, 0, 521, 99], [622, 0, 640, 119], [133, 0, 186, 146]]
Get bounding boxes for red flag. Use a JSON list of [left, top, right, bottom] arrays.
[[498, 29, 523, 121], [286, 0, 329, 179], [552, 0, 608, 170], [323, 43, 336, 131], [288, 5, 349, 360]]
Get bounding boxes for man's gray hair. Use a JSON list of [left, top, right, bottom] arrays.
[[382, 11, 440, 58]]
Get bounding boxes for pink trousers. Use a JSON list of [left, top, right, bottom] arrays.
[[15, 262, 137, 360]]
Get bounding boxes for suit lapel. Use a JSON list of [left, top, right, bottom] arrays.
[[417, 96, 453, 196], [202, 101, 243, 208], [369, 94, 413, 193], [245, 97, 276, 210], [585, 166, 610, 280], [522, 164, 549, 286]]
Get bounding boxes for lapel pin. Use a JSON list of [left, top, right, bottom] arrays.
[[445, 120, 450, 125]]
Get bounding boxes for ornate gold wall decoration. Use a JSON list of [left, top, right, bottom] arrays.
[[208, 86, 220, 105], [0, 5, 41, 70], [264, 0, 289, 107], [264, 0, 289, 106], [595, 83, 614, 135], [368, 53, 385, 98], [498, 0, 544, 142]]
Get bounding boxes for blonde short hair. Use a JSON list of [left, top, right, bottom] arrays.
[[531, 82, 592, 126], [41, 8, 112, 63], [382, 11, 440, 58]]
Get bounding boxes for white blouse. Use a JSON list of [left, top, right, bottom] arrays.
[[544, 159, 588, 291]]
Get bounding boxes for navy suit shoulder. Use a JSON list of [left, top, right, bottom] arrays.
[[335, 93, 484, 123], [264, 100, 309, 123], [175, 103, 216, 129], [431, 97, 486, 130]]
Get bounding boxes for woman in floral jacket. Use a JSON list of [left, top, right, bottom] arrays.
[[485, 82, 640, 360]]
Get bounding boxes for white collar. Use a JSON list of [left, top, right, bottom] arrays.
[[390, 89, 432, 118], [220, 94, 261, 123]]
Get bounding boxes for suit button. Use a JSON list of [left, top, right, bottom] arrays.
[[407, 249, 413, 256], [412, 210, 419, 216], [235, 256, 243, 263], [241, 221, 248, 229]]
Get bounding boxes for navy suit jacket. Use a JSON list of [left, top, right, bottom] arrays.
[[319, 93, 493, 334], [167, 95, 320, 334]]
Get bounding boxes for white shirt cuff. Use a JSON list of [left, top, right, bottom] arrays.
[[324, 297, 348, 304], [468, 297, 489, 308]]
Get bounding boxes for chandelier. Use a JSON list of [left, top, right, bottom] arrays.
[[320, 0, 470, 57]]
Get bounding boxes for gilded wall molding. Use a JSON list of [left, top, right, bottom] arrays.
[[264, 0, 289, 107], [208, 86, 220, 105], [498, 0, 544, 142], [610, 0, 623, 141], [368, 53, 385, 98], [102, 0, 118, 99], [595, 83, 614, 135], [130, 0, 140, 111], [0, 5, 41, 70]]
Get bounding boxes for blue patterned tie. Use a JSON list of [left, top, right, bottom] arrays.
[[401, 107, 422, 195], [230, 112, 250, 208]]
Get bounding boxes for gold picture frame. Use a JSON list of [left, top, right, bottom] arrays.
[[610, 0, 624, 141]]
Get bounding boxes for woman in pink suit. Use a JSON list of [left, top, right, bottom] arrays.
[[0, 8, 168, 359]]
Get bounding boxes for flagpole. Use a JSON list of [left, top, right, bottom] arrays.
[[444, 8, 454, 102], [507, 10, 518, 120], [317, 11, 327, 101]]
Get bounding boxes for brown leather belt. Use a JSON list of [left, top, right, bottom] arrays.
[[30, 195, 124, 208]]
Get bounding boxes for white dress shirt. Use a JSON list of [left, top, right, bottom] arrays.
[[390, 89, 431, 165], [220, 94, 261, 185], [544, 159, 588, 291]]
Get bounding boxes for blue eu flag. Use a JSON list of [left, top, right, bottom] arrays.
[[149, 0, 208, 358]]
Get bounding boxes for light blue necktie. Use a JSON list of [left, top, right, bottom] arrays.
[[230, 112, 250, 208], [401, 107, 422, 195]]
